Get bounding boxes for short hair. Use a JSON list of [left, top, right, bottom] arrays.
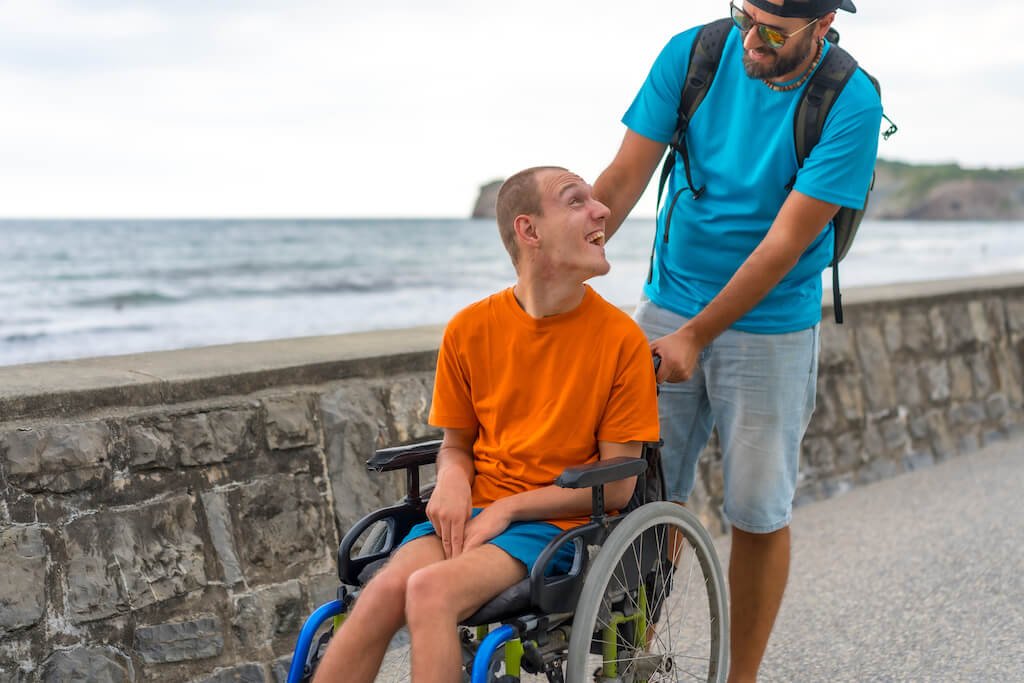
[[495, 166, 567, 266]]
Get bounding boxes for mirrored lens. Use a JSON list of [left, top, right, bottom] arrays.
[[758, 25, 786, 48], [730, 3, 753, 31]]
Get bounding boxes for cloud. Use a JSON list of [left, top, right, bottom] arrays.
[[0, 0, 1020, 217]]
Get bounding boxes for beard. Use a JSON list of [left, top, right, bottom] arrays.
[[742, 30, 816, 80]]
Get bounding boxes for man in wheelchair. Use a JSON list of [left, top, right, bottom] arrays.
[[311, 166, 660, 683]]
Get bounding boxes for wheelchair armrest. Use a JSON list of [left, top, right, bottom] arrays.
[[554, 456, 647, 489], [367, 439, 442, 472]]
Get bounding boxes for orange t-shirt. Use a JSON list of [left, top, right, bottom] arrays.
[[428, 285, 660, 529]]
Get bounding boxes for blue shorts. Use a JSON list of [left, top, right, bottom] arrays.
[[401, 508, 576, 575], [635, 297, 819, 533]]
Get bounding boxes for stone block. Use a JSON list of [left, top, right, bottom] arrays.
[[229, 475, 333, 584], [834, 374, 866, 423], [946, 302, 985, 351], [947, 357, 973, 401], [909, 414, 929, 440], [854, 326, 896, 410], [834, 432, 866, 472], [928, 305, 949, 353], [134, 615, 223, 664], [1, 422, 110, 493], [40, 646, 135, 683], [949, 402, 987, 427], [901, 309, 932, 354], [994, 344, 1024, 407], [880, 417, 911, 455], [802, 437, 836, 474], [0, 526, 47, 631], [807, 375, 838, 433], [982, 430, 1007, 447], [264, 396, 318, 451], [231, 580, 305, 650], [128, 419, 176, 470], [200, 492, 245, 586], [903, 450, 936, 472], [819, 323, 856, 368], [320, 384, 405, 531], [385, 374, 437, 444], [305, 573, 340, 610], [922, 410, 956, 462], [270, 656, 292, 683], [920, 360, 951, 404], [983, 297, 1007, 339], [821, 476, 854, 499], [1007, 297, 1024, 342], [856, 456, 902, 485], [986, 394, 1011, 423], [65, 496, 207, 622], [882, 311, 903, 353], [193, 663, 266, 683], [967, 351, 996, 398], [862, 423, 885, 461], [893, 362, 923, 407]]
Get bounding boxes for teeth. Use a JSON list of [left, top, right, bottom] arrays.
[[588, 231, 605, 245]]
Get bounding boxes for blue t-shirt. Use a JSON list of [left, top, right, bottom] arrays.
[[624, 25, 883, 333]]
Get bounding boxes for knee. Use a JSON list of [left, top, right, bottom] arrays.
[[405, 566, 456, 626], [353, 566, 408, 621]]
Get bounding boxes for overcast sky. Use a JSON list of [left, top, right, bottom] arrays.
[[1, 1, 1020, 218]]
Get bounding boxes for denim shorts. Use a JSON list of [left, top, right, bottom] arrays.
[[635, 297, 819, 533], [401, 508, 576, 575]]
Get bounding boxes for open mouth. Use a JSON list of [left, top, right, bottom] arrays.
[[586, 231, 605, 246]]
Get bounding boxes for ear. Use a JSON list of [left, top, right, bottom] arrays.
[[513, 214, 540, 248], [816, 11, 835, 40]]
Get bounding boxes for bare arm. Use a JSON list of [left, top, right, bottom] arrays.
[[461, 440, 643, 551], [593, 130, 667, 240], [425, 426, 477, 557], [653, 190, 840, 382]]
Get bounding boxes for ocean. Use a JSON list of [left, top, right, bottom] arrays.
[[2, 218, 1022, 367]]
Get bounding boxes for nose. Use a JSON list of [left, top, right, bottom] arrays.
[[742, 25, 765, 50], [592, 198, 610, 220]]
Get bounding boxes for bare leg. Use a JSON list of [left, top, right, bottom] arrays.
[[727, 525, 790, 683], [405, 544, 526, 683], [312, 537, 445, 683]]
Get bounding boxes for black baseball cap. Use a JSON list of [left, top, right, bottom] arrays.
[[743, 0, 857, 18]]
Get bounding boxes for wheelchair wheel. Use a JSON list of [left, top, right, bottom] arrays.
[[565, 502, 728, 683]]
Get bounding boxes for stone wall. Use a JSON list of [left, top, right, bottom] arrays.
[[2, 274, 1023, 681]]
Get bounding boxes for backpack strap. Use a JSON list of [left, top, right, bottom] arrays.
[[790, 42, 863, 323], [648, 17, 731, 284], [791, 43, 860, 175]]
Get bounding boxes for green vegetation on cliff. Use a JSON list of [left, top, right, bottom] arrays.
[[872, 159, 1024, 220]]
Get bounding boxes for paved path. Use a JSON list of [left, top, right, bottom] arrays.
[[715, 437, 1024, 682]]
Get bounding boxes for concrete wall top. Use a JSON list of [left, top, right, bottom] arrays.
[[3, 272, 1024, 423]]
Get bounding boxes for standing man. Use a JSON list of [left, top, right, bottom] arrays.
[[593, 1, 882, 680]]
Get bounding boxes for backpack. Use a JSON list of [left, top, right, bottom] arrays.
[[653, 18, 897, 323]]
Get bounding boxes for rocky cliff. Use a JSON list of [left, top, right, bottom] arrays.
[[471, 160, 1024, 221]]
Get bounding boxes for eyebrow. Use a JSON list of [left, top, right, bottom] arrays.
[[558, 182, 583, 199]]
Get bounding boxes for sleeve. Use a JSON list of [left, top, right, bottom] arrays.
[[596, 325, 661, 444], [427, 322, 478, 430], [793, 70, 884, 209], [621, 29, 701, 145]]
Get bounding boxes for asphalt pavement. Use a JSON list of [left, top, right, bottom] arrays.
[[714, 436, 1024, 682]]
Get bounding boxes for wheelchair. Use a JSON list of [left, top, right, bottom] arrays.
[[287, 438, 729, 683]]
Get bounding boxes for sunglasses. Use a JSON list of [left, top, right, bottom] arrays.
[[729, 2, 819, 49]]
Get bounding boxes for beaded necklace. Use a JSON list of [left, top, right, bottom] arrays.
[[762, 38, 823, 92]]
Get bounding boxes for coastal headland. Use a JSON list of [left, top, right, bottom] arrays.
[[2, 273, 1023, 681], [472, 159, 1024, 220]]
